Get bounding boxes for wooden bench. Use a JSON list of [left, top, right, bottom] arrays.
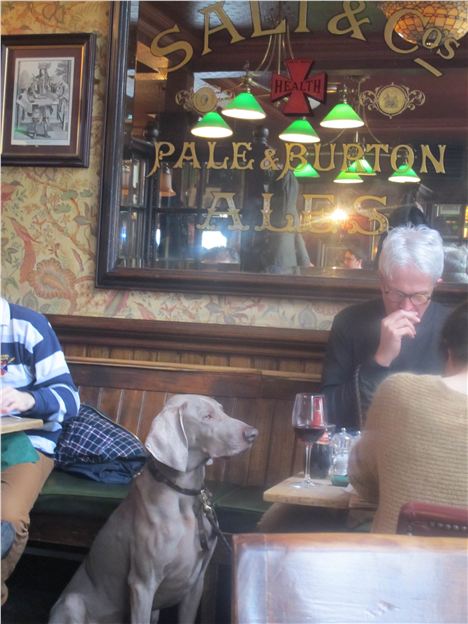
[[30, 355, 319, 546], [28, 355, 320, 620]]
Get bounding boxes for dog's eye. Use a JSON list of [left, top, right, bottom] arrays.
[[203, 413, 214, 420]]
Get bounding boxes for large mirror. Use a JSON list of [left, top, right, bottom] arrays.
[[97, 1, 468, 301]]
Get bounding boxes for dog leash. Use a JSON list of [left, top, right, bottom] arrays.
[[199, 489, 232, 554], [147, 460, 232, 554]]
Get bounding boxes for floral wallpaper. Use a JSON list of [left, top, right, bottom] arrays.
[[1, 1, 342, 330]]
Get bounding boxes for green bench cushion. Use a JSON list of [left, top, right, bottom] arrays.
[[32, 470, 270, 533], [213, 485, 271, 533], [32, 470, 130, 519]]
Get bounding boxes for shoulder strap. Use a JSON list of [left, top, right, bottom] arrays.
[[354, 366, 364, 431]]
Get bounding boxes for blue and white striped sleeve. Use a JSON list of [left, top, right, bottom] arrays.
[[21, 315, 80, 424]]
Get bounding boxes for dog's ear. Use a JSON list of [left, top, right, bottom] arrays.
[[145, 404, 188, 471]]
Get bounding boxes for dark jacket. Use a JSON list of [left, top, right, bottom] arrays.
[[321, 299, 450, 429]]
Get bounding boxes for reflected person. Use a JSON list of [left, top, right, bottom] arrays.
[[240, 127, 311, 274], [261, 172, 312, 275], [342, 243, 366, 270]]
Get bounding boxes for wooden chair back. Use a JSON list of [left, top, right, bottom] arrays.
[[232, 533, 468, 623], [397, 501, 468, 537]]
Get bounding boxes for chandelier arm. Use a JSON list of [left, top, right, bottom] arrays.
[[285, 23, 295, 60], [262, 36, 277, 73], [361, 107, 383, 145], [255, 35, 275, 73], [246, 77, 271, 92], [276, 34, 282, 74], [320, 129, 347, 148]]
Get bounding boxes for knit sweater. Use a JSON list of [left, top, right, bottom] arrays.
[[348, 373, 468, 533], [0, 298, 80, 454]]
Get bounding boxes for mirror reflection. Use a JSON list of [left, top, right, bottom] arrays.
[[102, 1, 468, 293]]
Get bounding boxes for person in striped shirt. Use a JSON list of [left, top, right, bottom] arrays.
[[0, 297, 79, 604]]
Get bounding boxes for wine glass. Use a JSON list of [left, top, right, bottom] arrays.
[[291, 393, 328, 488]]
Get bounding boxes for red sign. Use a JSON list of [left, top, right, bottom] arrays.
[[270, 59, 327, 115]]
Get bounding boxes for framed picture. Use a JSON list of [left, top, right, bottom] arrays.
[[1, 33, 96, 167]]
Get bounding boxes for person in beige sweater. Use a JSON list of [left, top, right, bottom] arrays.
[[348, 301, 468, 533]]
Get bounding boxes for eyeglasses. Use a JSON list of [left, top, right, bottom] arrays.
[[384, 288, 432, 306]]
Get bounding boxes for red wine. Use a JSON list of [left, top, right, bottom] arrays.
[[294, 426, 326, 443]]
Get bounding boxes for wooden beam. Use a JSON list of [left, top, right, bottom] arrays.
[[49, 315, 329, 361]]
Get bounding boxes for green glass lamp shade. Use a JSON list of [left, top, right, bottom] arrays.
[[293, 162, 320, 178], [278, 119, 320, 143], [320, 103, 364, 129], [388, 164, 421, 183], [333, 169, 363, 184], [348, 158, 376, 175], [191, 112, 233, 139], [222, 91, 266, 120]]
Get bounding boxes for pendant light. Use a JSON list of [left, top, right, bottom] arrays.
[[293, 162, 320, 178], [388, 164, 421, 183], [320, 85, 364, 129], [320, 102, 364, 129], [221, 69, 266, 120], [190, 112, 233, 139], [346, 131, 375, 175], [279, 118, 320, 143], [379, 2, 468, 46], [348, 158, 376, 175], [222, 91, 266, 120], [333, 169, 363, 184]]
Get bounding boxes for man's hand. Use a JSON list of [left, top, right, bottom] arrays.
[[0, 386, 35, 414], [374, 310, 420, 367]]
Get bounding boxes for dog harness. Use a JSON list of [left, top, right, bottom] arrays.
[[147, 459, 232, 553]]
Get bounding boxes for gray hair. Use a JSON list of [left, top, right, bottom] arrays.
[[379, 225, 444, 283]]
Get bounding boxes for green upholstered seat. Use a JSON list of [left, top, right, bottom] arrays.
[[32, 470, 269, 533], [212, 484, 271, 533], [32, 470, 130, 520]]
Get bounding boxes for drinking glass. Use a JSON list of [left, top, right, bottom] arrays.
[[291, 393, 328, 488]]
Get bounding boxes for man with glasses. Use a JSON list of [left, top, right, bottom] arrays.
[[322, 225, 449, 429]]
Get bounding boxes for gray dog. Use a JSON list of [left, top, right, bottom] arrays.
[[49, 394, 258, 624]]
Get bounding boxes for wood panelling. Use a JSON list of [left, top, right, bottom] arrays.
[[51, 315, 328, 486], [51, 315, 329, 374], [68, 356, 318, 487]]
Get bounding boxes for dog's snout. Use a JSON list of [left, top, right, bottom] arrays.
[[243, 426, 258, 444]]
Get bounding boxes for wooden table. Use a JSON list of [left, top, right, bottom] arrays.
[[263, 476, 351, 509], [0, 416, 44, 434], [263, 475, 377, 513]]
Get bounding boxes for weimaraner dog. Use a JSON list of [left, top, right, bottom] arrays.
[[49, 394, 258, 624]]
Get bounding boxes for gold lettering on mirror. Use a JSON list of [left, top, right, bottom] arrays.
[[97, 1, 467, 300], [149, 141, 448, 177], [149, 0, 464, 77]]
